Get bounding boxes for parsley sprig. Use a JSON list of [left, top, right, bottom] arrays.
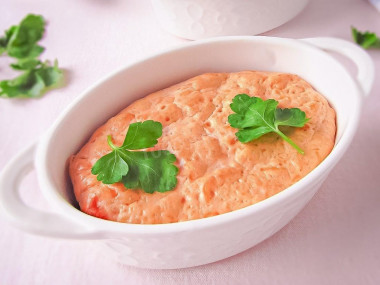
[[91, 120, 178, 193], [0, 14, 63, 98], [228, 94, 309, 154], [351, 27, 380, 49]]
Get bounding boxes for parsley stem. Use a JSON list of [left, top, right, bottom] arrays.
[[275, 130, 304, 155], [107, 135, 118, 150]]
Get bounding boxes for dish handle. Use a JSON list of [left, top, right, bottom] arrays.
[[301, 37, 375, 97], [0, 143, 98, 239]]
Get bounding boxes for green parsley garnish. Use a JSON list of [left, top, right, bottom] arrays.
[[228, 94, 309, 154], [351, 26, 380, 49], [0, 60, 62, 98], [0, 14, 63, 98], [91, 120, 178, 193], [1, 14, 45, 58]]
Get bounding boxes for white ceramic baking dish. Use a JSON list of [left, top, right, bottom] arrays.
[[0, 36, 374, 269]]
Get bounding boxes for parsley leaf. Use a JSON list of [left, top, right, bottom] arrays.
[[351, 27, 380, 49], [122, 120, 162, 150], [91, 145, 130, 184], [10, 58, 41, 70], [121, 150, 178, 194], [228, 94, 309, 154], [0, 26, 17, 55], [5, 14, 45, 59], [0, 14, 63, 98], [91, 121, 178, 193], [0, 60, 63, 98]]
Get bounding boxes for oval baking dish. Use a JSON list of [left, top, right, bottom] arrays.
[[0, 36, 374, 269]]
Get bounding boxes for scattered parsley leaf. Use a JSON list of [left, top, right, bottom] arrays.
[[0, 26, 17, 55], [5, 14, 45, 59], [0, 14, 63, 98], [0, 45, 5, 55], [228, 94, 309, 154], [0, 60, 63, 98], [0, 38, 7, 55], [0, 69, 44, 98], [351, 26, 380, 49], [35, 60, 62, 86], [91, 121, 178, 193], [10, 58, 41, 70]]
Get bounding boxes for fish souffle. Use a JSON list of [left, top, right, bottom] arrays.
[[69, 71, 336, 224]]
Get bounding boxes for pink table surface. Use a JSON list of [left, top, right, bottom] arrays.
[[1, 0, 380, 284]]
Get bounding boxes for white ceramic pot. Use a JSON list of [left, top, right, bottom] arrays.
[[0, 36, 374, 269], [151, 0, 310, 40]]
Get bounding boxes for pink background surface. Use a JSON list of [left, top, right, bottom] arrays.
[[1, 0, 380, 284]]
